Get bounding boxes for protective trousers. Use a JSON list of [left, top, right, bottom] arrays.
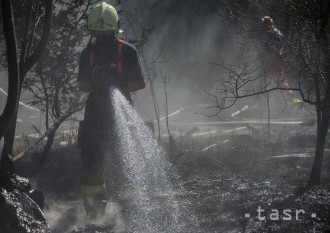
[[79, 92, 111, 218]]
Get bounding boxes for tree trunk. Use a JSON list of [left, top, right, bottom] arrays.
[[1, 0, 52, 161], [38, 130, 56, 168], [149, 78, 161, 139], [308, 116, 329, 186], [0, 0, 20, 174], [308, 11, 330, 186], [266, 92, 271, 141], [0, 0, 20, 140]]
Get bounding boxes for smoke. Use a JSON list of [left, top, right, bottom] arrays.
[[118, 0, 241, 122], [118, 0, 314, 123], [44, 200, 126, 233]]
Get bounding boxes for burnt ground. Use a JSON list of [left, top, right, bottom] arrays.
[[14, 128, 330, 233]]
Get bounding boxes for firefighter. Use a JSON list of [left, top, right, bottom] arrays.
[[260, 16, 289, 89], [77, 2, 146, 219], [261, 16, 284, 52]]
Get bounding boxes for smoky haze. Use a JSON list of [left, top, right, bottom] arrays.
[[118, 0, 315, 124], [0, 0, 315, 139], [118, 0, 242, 122]]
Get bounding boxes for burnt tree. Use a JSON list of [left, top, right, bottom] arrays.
[[0, 0, 20, 173], [0, 0, 52, 170]]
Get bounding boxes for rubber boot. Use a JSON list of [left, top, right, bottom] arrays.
[[84, 196, 107, 220]]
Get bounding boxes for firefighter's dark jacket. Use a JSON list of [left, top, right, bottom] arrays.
[[77, 39, 145, 147], [77, 39, 145, 91]]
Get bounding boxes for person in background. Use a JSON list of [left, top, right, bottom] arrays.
[[261, 15, 289, 89]]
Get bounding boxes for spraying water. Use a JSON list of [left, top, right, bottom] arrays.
[[107, 86, 200, 233]]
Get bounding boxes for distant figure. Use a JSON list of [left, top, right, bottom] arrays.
[[261, 16, 289, 89], [77, 2, 146, 219]]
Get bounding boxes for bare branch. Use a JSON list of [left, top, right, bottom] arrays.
[[21, 0, 52, 78], [13, 94, 88, 161]]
